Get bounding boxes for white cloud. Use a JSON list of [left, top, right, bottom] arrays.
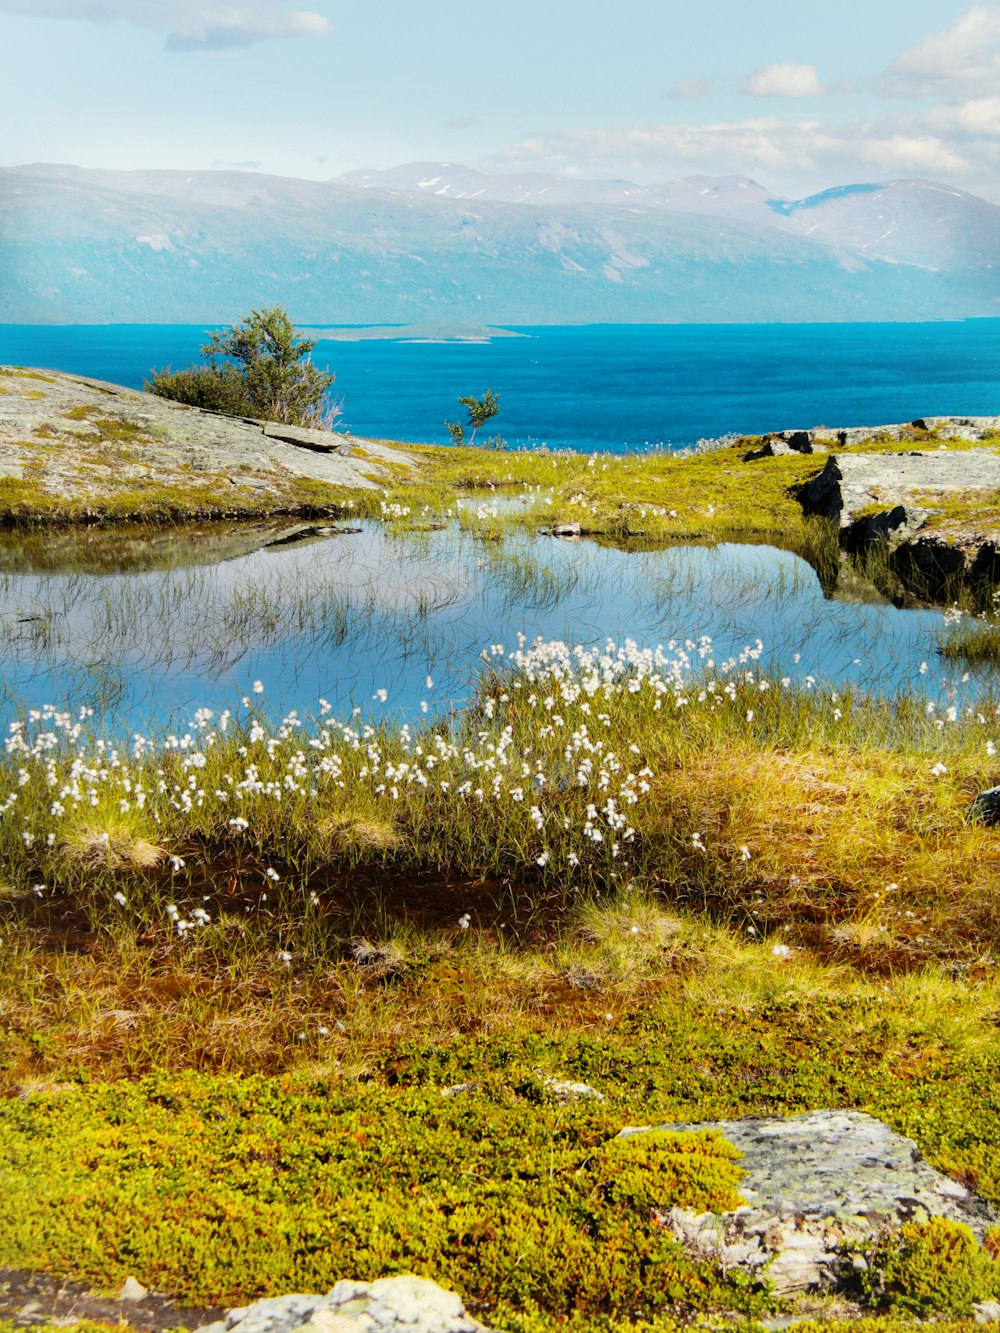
[[884, 4, 1000, 97], [491, 11, 1000, 202], [928, 95, 1000, 137], [0, 0, 331, 51], [493, 111, 994, 197], [742, 63, 824, 98]]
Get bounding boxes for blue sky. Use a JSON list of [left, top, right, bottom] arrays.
[[3, 0, 1000, 198]]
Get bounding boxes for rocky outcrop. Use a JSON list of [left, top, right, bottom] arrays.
[[747, 416, 1000, 459], [743, 431, 816, 461], [794, 450, 1000, 598], [0, 367, 414, 512], [194, 1276, 489, 1333], [968, 786, 1000, 825], [622, 1109, 996, 1296]]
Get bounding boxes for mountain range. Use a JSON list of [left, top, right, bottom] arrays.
[[2, 161, 998, 324]]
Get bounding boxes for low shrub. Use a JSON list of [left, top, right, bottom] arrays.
[[862, 1216, 1000, 1316], [0, 1074, 755, 1321]]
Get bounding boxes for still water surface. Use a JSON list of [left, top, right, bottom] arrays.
[[0, 524, 985, 731]]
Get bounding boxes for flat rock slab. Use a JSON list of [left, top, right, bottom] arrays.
[[0, 367, 415, 506], [621, 1110, 996, 1294], [194, 1276, 489, 1333], [800, 451, 1000, 528]]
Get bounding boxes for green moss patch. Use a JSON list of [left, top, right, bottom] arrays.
[[0, 1075, 750, 1321]]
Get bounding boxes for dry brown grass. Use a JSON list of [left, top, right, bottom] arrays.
[[2, 895, 997, 1092], [647, 743, 1000, 955], [319, 814, 399, 853], [61, 826, 166, 871]]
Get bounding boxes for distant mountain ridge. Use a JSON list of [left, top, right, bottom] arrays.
[[2, 161, 998, 324]]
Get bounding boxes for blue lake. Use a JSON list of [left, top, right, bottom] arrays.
[[1, 321, 999, 451]]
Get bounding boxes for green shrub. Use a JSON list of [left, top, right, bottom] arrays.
[[145, 362, 256, 418], [147, 306, 339, 429], [0, 1074, 755, 1321], [863, 1216, 1000, 1316]]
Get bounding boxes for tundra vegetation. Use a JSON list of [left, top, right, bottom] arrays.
[[2, 367, 1000, 1327]]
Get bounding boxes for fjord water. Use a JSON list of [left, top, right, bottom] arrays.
[[2, 321, 999, 450], [0, 525, 984, 729]]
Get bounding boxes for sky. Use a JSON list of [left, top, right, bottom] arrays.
[[2, 0, 1000, 200]]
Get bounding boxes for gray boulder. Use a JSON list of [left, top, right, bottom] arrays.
[[620, 1109, 996, 1295], [194, 1276, 489, 1333], [968, 787, 1000, 826], [795, 450, 1000, 596]]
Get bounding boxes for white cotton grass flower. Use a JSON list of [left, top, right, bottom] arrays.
[[739, 845, 751, 862], [458, 913, 471, 930], [772, 943, 792, 960], [930, 761, 948, 777], [252, 680, 264, 694], [113, 891, 127, 906], [265, 867, 280, 881]]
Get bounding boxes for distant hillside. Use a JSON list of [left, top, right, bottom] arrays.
[[2, 162, 999, 324]]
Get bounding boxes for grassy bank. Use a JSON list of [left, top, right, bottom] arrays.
[[1, 637, 1000, 1322]]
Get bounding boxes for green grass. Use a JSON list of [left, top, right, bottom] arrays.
[[377, 441, 826, 550], [938, 611, 1000, 663]]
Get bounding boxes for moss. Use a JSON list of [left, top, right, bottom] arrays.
[[0, 470, 380, 527], [587, 1128, 745, 1214], [0, 368, 56, 383], [851, 502, 898, 519], [0, 1324, 133, 1333], [0, 1075, 756, 1320], [61, 407, 153, 444], [918, 487, 1000, 533]]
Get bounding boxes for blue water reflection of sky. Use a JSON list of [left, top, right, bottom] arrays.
[[0, 526, 986, 733]]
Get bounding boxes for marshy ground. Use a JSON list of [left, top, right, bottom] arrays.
[[3, 368, 1000, 1329]]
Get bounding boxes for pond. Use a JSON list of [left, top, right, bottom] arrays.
[[0, 521, 987, 731]]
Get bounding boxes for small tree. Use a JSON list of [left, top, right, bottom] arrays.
[[148, 306, 340, 429], [445, 389, 500, 446]]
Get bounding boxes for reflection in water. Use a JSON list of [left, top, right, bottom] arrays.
[[0, 522, 989, 729]]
